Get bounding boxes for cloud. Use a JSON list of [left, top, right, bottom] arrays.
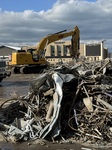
[[0, 0, 112, 51]]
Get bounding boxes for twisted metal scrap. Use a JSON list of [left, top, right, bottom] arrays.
[[0, 59, 111, 145]]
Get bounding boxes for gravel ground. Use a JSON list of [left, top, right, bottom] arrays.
[[0, 74, 37, 99]]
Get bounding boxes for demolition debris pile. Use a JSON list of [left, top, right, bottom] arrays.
[[0, 59, 112, 145]]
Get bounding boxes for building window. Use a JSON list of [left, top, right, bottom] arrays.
[[63, 45, 68, 56], [86, 44, 101, 56], [50, 45, 55, 56], [57, 45, 61, 56]]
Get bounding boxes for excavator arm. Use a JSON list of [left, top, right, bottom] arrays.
[[35, 26, 80, 58]]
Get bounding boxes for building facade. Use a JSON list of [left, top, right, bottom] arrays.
[[0, 41, 108, 66], [45, 40, 75, 65], [45, 40, 108, 64], [0, 45, 20, 59], [79, 41, 108, 61]]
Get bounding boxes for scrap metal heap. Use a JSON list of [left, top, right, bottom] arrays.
[[0, 59, 112, 146]]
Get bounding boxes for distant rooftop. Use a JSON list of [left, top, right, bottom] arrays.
[[0, 45, 21, 50]]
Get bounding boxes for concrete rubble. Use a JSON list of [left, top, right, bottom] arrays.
[[0, 59, 112, 146]]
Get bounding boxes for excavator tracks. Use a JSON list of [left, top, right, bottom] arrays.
[[11, 65, 47, 74]]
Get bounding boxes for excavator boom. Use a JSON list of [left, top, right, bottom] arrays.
[[36, 26, 80, 58]]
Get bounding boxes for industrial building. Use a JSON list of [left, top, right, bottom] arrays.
[[79, 41, 108, 61], [45, 40, 108, 64], [45, 40, 74, 65], [0, 41, 108, 65], [0, 45, 20, 60]]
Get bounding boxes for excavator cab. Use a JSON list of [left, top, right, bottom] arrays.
[[27, 48, 39, 61], [27, 48, 46, 61]]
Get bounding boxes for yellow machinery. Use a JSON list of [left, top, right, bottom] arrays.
[[9, 26, 80, 74]]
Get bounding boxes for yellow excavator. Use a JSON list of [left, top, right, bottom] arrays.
[[9, 26, 80, 74]]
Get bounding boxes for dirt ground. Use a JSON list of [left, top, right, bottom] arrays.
[[0, 74, 37, 99], [0, 74, 111, 150]]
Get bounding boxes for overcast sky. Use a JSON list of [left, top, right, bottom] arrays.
[[0, 0, 112, 52]]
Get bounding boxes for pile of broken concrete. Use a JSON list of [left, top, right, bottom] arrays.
[[0, 59, 112, 146]]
